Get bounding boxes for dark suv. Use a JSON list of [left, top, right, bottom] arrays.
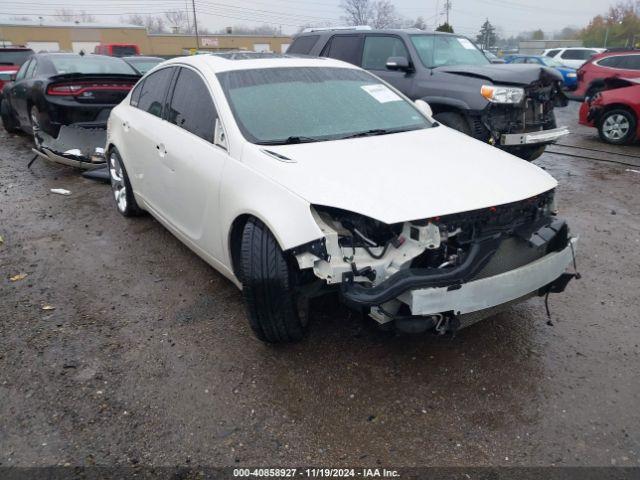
[[290, 28, 569, 160]]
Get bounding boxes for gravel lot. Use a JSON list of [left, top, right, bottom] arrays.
[[1, 102, 639, 467]]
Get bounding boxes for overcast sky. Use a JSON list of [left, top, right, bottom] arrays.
[[0, 0, 615, 36]]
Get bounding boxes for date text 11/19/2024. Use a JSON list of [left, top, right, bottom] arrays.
[[233, 468, 401, 478]]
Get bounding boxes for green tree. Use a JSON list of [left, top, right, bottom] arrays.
[[532, 29, 545, 40], [435, 22, 454, 33], [580, 1, 640, 48], [476, 19, 497, 49]]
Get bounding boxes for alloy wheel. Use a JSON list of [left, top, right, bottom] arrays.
[[602, 113, 630, 141], [109, 152, 128, 213]]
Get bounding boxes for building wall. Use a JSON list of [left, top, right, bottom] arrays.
[[0, 24, 291, 56], [518, 40, 584, 55], [0, 25, 150, 52]]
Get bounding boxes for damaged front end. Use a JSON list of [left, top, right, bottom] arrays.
[[292, 191, 578, 334], [479, 69, 570, 149]]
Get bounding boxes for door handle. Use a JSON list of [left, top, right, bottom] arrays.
[[156, 143, 167, 157]]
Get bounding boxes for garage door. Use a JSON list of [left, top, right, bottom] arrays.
[[253, 43, 270, 52], [26, 41, 60, 52], [72, 42, 100, 55]]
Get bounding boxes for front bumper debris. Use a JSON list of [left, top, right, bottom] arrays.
[[500, 126, 570, 146], [32, 124, 106, 170], [402, 237, 577, 317]]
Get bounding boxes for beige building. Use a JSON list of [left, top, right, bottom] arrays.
[[0, 20, 291, 56]]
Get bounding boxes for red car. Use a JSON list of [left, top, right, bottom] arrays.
[[579, 77, 640, 144], [571, 50, 640, 101], [0, 47, 34, 94], [94, 44, 141, 57]]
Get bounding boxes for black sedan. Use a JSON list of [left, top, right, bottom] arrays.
[[1, 53, 140, 138]]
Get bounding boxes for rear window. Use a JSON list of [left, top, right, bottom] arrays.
[[545, 49, 561, 57], [288, 35, 320, 55], [0, 49, 34, 66], [50, 55, 137, 75], [112, 46, 139, 57]]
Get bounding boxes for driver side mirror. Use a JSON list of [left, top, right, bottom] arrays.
[[386, 56, 411, 72], [414, 99, 433, 118]]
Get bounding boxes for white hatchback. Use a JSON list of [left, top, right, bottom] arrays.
[[106, 53, 578, 343]]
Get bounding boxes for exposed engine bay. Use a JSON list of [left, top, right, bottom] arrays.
[[293, 190, 577, 334]]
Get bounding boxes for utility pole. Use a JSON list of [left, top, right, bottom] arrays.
[[191, 0, 200, 50], [443, 0, 452, 25]]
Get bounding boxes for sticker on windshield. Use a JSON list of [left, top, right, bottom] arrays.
[[457, 38, 476, 50], [361, 84, 402, 103]]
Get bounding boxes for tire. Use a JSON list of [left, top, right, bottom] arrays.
[[433, 112, 472, 135], [240, 218, 306, 343], [108, 147, 143, 217], [511, 145, 547, 161], [598, 109, 637, 145], [1, 99, 20, 134]]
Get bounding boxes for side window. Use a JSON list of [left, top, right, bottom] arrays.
[[362, 36, 409, 70], [561, 49, 596, 60], [545, 49, 561, 58], [137, 67, 174, 118], [598, 56, 622, 68], [511, 57, 526, 64], [25, 59, 37, 78], [130, 80, 144, 107], [288, 35, 320, 55], [321, 35, 363, 66], [619, 55, 640, 70], [16, 59, 31, 80], [167, 67, 217, 143]]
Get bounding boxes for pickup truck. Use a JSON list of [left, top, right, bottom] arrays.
[[289, 28, 569, 160]]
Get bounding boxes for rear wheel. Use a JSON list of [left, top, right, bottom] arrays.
[[433, 112, 471, 135], [1, 99, 20, 133], [598, 109, 637, 145], [240, 218, 306, 343], [108, 148, 143, 217]]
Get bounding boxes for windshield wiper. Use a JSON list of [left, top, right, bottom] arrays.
[[258, 136, 319, 145], [339, 127, 422, 140]]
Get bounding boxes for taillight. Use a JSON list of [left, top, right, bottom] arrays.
[[46, 82, 134, 96]]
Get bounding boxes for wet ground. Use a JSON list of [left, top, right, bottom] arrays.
[[1, 102, 639, 467]]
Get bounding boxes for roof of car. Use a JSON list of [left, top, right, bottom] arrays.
[[296, 28, 457, 37], [122, 56, 164, 61], [160, 53, 356, 73]]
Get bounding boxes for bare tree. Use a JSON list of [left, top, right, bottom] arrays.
[[340, 0, 373, 26], [54, 8, 95, 23], [54, 9, 75, 22], [371, 0, 398, 28], [165, 10, 189, 33], [124, 14, 167, 33]]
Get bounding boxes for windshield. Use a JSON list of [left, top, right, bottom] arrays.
[[217, 67, 431, 145], [540, 57, 563, 67], [126, 58, 163, 74], [410, 34, 490, 68], [0, 49, 34, 66], [112, 46, 139, 57], [50, 55, 137, 75]]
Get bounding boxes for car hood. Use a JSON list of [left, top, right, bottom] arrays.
[[241, 126, 557, 224], [436, 64, 563, 85]]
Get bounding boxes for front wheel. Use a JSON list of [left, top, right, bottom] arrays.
[[598, 109, 637, 145], [1, 99, 20, 133], [108, 148, 143, 217], [432, 112, 471, 135], [240, 218, 306, 343]]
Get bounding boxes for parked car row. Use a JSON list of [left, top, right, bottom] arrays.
[[1, 35, 580, 344]]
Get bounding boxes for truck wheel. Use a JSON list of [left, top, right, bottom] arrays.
[[108, 147, 143, 217], [598, 109, 636, 145], [512, 145, 547, 161], [1, 99, 20, 134], [240, 218, 306, 343], [433, 112, 471, 135]]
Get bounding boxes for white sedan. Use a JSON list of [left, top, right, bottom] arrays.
[[106, 53, 578, 343]]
